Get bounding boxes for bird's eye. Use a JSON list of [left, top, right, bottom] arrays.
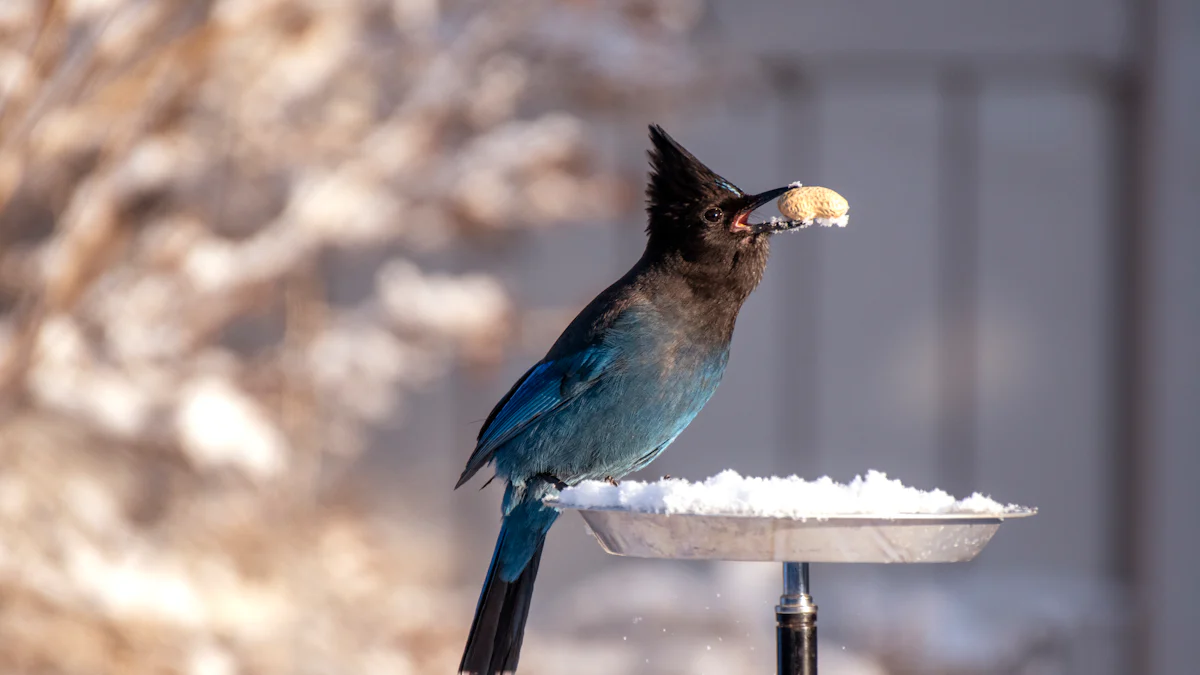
[[703, 208, 722, 223]]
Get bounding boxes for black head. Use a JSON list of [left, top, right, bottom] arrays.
[[645, 125, 792, 254]]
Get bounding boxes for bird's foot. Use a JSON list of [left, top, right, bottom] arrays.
[[661, 474, 671, 480], [605, 475, 620, 487]]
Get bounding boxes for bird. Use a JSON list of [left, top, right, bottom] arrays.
[[456, 124, 802, 674]]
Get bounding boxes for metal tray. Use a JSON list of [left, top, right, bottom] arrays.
[[552, 504, 1037, 563]]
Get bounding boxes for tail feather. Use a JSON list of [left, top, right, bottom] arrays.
[[459, 530, 547, 674]]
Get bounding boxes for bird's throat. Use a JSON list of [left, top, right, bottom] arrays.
[[639, 237, 769, 345]]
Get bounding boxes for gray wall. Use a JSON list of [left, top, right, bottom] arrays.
[[1141, 0, 1200, 672]]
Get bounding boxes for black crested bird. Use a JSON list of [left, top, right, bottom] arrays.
[[456, 125, 804, 674]]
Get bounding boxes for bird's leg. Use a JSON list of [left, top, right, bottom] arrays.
[[661, 474, 671, 479], [605, 475, 620, 487]]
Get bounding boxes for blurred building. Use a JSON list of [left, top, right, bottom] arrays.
[[385, 1, 1198, 674]]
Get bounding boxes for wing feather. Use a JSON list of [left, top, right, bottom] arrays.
[[455, 347, 615, 487]]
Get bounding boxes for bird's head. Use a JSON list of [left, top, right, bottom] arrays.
[[644, 124, 795, 254]]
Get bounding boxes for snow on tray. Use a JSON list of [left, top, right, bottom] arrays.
[[556, 470, 1024, 517]]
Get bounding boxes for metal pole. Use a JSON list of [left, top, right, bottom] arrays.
[[777, 562, 817, 675]]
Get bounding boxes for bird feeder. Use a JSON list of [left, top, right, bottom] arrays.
[[549, 473, 1036, 675]]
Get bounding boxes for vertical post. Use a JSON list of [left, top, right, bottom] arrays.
[[777, 562, 817, 675]]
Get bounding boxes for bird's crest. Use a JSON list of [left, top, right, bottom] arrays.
[[646, 125, 743, 223]]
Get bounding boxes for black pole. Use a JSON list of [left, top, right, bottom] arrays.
[[776, 562, 817, 675]]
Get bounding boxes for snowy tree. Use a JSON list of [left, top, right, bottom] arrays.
[[0, 0, 720, 672]]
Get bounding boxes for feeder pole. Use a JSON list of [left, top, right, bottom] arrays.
[[776, 561, 817, 675]]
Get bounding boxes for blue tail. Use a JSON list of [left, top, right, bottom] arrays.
[[460, 485, 559, 674]]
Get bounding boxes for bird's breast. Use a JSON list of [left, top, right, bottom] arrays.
[[610, 300, 732, 383], [652, 337, 728, 386]]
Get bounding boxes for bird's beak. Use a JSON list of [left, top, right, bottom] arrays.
[[731, 186, 794, 234]]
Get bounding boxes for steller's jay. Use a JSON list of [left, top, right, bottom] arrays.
[[457, 125, 805, 674]]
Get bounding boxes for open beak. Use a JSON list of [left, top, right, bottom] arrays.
[[732, 186, 797, 234]]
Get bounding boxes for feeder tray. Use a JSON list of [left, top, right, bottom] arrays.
[[549, 500, 1036, 675], [565, 507, 1034, 563]]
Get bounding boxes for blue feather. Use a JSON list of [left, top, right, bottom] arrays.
[[460, 348, 616, 485], [487, 304, 728, 486]]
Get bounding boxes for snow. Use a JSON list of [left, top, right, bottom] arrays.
[[556, 470, 1024, 517], [815, 214, 850, 228], [764, 214, 851, 230], [785, 214, 850, 229], [176, 376, 288, 480]]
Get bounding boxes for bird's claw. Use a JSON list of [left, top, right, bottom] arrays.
[[661, 474, 671, 480], [605, 476, 620, 487]]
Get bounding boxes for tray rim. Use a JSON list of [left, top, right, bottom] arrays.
[[547, 500, 1037, 524]]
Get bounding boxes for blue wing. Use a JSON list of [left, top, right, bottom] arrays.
[[455, 346, 616, 487]]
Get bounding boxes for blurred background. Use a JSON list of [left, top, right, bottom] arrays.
[[0, 0, 1196, 673]]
